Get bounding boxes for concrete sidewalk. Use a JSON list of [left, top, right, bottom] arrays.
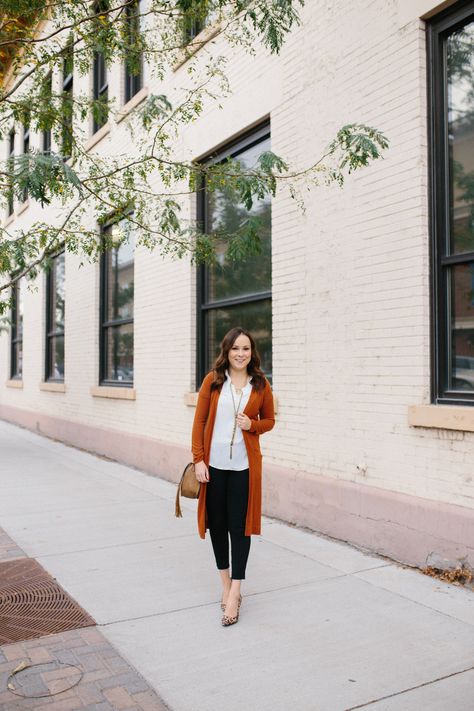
[[0, 419, 473, 711]]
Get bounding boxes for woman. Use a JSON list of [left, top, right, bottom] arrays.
[[192, 326, 275, 626]]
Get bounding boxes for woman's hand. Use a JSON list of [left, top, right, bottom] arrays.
[[195, 460, 210, 483], [236, 412, 251, 431]]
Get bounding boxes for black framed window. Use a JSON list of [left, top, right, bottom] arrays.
[[43, 73, 52, 154], [92, 3, 109, 134], [62, 46, 73, 159], [184, 7, 218, 42], [197, 123, 272, 384], [21, 122, 29, 203], [45, 252, 65, 382], [124, 0, 142, 104], [429, 2, 474, 403], [10, 278, 23, 379], [7, 129, 15, 216], [100, 221, 134, 385]]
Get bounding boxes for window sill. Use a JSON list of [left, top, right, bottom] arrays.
[[84, 123, 111, 152], [6, 379, 23, 389], [91, 385, 136, 400], [3, 212, 15, 228], [173, 21, 222, 72], [184, 391, 279, 413], [116, 87, 149, 124], [16, 200, 29, 216], [40, 381, 65, 393], [408, 404, 474, 433]]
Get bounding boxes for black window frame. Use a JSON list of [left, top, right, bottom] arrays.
[[21, 121, 29, 203], [7, 129, 15, 217], [428, 0, 474, 405], [92, 3, 109, 135], [10, 278, 23, 380], [124, 0, 142, 105], [99, 219, 134, 387], [196, 122, 272, 386], [45, 251, 65, 383], [62, 45, 74, 159], [42, 72, 53, 155]]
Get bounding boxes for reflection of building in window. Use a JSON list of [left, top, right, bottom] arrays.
[[124, 0, 142, 104], [431, 14, 474, 399], [7, 129, 15, 217], [197, 123, 272, 384], [62, 44, 73, 159], [10, 278, 23, 379], [21, 121, 29, 203], [184, 7, 218, 42], [100, 220, 134, 385], [92, 2, 109, 134], [45, 252, 65, 382], [43, 73, 52, 154]]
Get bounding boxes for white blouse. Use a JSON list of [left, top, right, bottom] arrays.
[[209, 369, 253, 471]]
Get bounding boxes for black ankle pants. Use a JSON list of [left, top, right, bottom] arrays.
[[206, 465, 251, 580]]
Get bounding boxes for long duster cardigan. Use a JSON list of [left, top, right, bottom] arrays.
[[192, 371, 275, 538]]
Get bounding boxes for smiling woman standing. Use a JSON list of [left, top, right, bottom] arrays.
[[192, 326, 275, 626]]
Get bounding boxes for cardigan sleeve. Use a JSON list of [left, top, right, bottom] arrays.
[[248, 379, 275, 435], [191, 373, 212, 464]]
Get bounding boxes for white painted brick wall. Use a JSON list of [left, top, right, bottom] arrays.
[[1, 0, 473, 511]]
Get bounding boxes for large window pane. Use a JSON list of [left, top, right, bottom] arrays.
[[46, 252, 65, 381], [106, 239, 134, 321], [450, 263, 474, 390], [199, 127, 272, 382], [48, 335, 65, 380], [11, 278, 23, 378], [101, 221, 134, 384], [104, 323, 134, 382], [448, 22, 474, 255], [206, 299, 272, 379]]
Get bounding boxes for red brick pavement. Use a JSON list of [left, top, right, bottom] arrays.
[[0, 627, 169, 710], [0, 527, 169, 710]]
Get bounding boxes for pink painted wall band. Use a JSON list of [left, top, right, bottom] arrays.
[[1, 403, 472, 569]]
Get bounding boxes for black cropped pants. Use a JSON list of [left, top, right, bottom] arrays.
[[206, 465, 251, 580]]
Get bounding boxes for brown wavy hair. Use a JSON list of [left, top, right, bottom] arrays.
[[210, 327, 267, 392]]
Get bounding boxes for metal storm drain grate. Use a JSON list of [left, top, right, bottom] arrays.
[[0, 558, 95, 644]]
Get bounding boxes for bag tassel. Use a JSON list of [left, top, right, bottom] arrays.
[[175, 482, 183, 518]]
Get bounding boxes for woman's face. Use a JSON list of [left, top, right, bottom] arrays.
[[228, 333, 252, 373]]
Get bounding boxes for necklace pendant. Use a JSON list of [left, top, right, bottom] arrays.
[[230, 443, 233, 459]]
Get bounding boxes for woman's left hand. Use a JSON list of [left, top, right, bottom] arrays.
[[236, 412, 251, 431]]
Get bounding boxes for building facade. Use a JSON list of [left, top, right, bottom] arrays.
[[1, 0, 474, 569]]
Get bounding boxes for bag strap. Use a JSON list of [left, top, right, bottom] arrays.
[[175, 476, 183, 518]]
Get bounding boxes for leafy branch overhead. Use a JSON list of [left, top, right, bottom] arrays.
[[0, 0, 389, 314]]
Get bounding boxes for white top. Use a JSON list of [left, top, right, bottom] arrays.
[[209, 369, 253, 471]]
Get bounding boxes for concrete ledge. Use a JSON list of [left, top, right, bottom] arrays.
[[1, 402, 472, 570], [39, 381, 66, 392], [85, 123, 111, 152], [90, 386, 136, 400], [408, 404, 474, 432], [116, 87, 149, 123], [5, 379, 23, 389]]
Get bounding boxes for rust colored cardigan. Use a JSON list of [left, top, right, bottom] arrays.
[[191, 371, 275, 538]]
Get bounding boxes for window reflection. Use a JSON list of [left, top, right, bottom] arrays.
[[451, 263, 474, 390], [11, 278, 23, 379], [201, 130, 272, 382], [101, 221, 134, 384], [46, 252, 66, 381], [448, 22, 474, 255]]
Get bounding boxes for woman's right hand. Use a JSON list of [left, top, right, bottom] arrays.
[[195, 461, 210, 483]]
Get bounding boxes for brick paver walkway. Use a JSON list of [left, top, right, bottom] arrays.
[[0, 528, 169, 710]]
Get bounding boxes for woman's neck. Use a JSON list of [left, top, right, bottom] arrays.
[[228, 366, 249, 384]]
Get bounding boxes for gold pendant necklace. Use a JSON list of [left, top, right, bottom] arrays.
[[229, 383, 244, 460]]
